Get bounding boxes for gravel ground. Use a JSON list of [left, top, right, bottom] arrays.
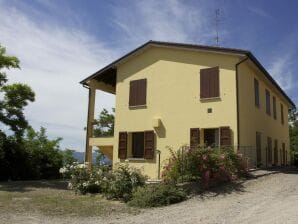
[[1, 169, 298, 224]]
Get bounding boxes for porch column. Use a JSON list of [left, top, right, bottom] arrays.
[[85, 86, 96, 166]]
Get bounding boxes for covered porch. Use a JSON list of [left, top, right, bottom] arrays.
[[82, 67, 117, 165]]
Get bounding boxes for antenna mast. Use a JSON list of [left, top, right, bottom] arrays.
[[215, 9, 220, 47]]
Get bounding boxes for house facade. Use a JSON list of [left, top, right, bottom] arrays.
[[81, 41, 295, 180]]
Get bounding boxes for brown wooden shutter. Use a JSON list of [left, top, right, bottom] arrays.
[[265, 89, 271, 115], [190, 128, 200, 150], [281, 104, 284, 124], [200, 67, 219, 98], [220, 126, 231, 146], [118, 132, 127, 159], [144, 131, 154, 159], [129, 79, 147, 107], [138, 79, 147, 106]]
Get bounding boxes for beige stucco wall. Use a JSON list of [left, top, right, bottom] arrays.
[[112, 46, 240, 179], [238, 61, 291, 167]]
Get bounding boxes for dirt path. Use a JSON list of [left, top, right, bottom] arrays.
[[1, 170, 298, 224]]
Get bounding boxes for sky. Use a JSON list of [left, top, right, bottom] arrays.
[[0, 0, 298, 152]]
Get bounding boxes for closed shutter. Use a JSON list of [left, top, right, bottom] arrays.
[[118, 132, 127, 159], [220, 126, 231, 146], [200, 67, 219, 98], [144, 131, 154, 159], [129, 79, 147, 106], [190, 128, 200, 150], [281, 104, 284, 124], [267, 137, 272, 164]]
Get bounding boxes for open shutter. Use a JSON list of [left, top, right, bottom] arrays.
[[220, 126, 231, 146], [118, 132, 127, 159], [190, 128, 200, 150], [144, 131, 154, 159]]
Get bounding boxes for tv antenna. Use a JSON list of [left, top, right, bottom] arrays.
[[215, 9, 221, 47]]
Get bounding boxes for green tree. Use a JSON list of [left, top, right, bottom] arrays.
[[60, 148, 77, 166], [289, 108, 298, 164], [0, 44, 35, 138], [93, 108, 115, 137], [23, 127, 63, 179]]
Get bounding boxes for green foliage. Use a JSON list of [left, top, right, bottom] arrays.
[[162, 146, 249, 188], [94, 148, 105, 166], [0, 44, 63, 180], [0, 44, 35, 138], [289, 108, 298, 164], [106, 164, 146, 202], [60, 148, 77, 166], [129, 184, 187, 208], [63, 163, 146, 201], [0, 127, 63, 180], [62, 162, 110, 194], [93, 108, 115, 137]]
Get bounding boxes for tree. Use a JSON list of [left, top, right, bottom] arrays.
[[60, 148, 77, 166], [0, 44, 35, 138], [289, 108, 298, 164], [93, 108, 115, 137], [0, 44, 64, 180]]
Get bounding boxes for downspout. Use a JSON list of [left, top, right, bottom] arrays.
[[235, 56, 249, 149], [83, 84, 91, 162]]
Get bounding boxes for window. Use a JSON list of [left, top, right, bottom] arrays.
[[129, 79, 147, 107], [265, 89, 271, 115], [204, 128, 219, 147], [200, 67, 219, 99], [132, 132, 144, 158], [129, 131, 155, 159], [281, 103, 284, 125], [190, 128, 200, 150], [254, 78, 260, 107], [256, 132, 262, 166], [274, 139, 278, 165], [267, 137, 272, 164], [273, 96, 277, 119]]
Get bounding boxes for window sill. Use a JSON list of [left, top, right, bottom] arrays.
[[200, 97, 221, 102], [126, 158, 146, 161], [129, 105, 147, 110]]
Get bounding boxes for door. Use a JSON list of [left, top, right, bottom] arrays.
[[256, 132, 262, 167]]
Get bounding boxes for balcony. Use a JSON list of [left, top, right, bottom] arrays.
[[89, 136, 114, 160]]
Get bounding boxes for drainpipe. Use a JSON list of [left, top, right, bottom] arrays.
[[156, 149, 161, 179], [235, 56, 249, 150]]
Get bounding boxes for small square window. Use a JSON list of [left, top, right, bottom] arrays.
[[207, 108, 212, 113]]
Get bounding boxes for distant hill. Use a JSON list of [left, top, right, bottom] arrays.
[[72, 151, 111, 165]]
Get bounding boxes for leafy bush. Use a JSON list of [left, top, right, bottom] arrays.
[[129, 184, 187, 208], [105, 164, 146, 202], [60, 162, 110, 194], [62, 163, 146, 200], [162, 146, 249, 188]]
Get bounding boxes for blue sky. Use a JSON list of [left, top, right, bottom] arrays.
[[0, 0, 297, 151]]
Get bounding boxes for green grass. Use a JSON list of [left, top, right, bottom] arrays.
[[0, 180, 139, 217]]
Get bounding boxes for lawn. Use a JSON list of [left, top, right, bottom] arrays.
[[0, 180, 138, 217]]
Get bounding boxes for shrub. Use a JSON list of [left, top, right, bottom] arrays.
[[105, 164, 147, 202], [62, 163, 146, 200], [61, 162, 110, 194], [162, 146, 249, 188], [129, 184, 187, 208]]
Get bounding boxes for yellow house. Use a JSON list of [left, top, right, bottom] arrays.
[[80, 41, 295, 180]]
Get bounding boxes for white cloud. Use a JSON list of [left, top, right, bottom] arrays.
[[0, 0, 218, 152], [268, 54, 297, 91], [111, 0, 215, 45], [247, 6, 273, 19], [0, 3, 117, 151]]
